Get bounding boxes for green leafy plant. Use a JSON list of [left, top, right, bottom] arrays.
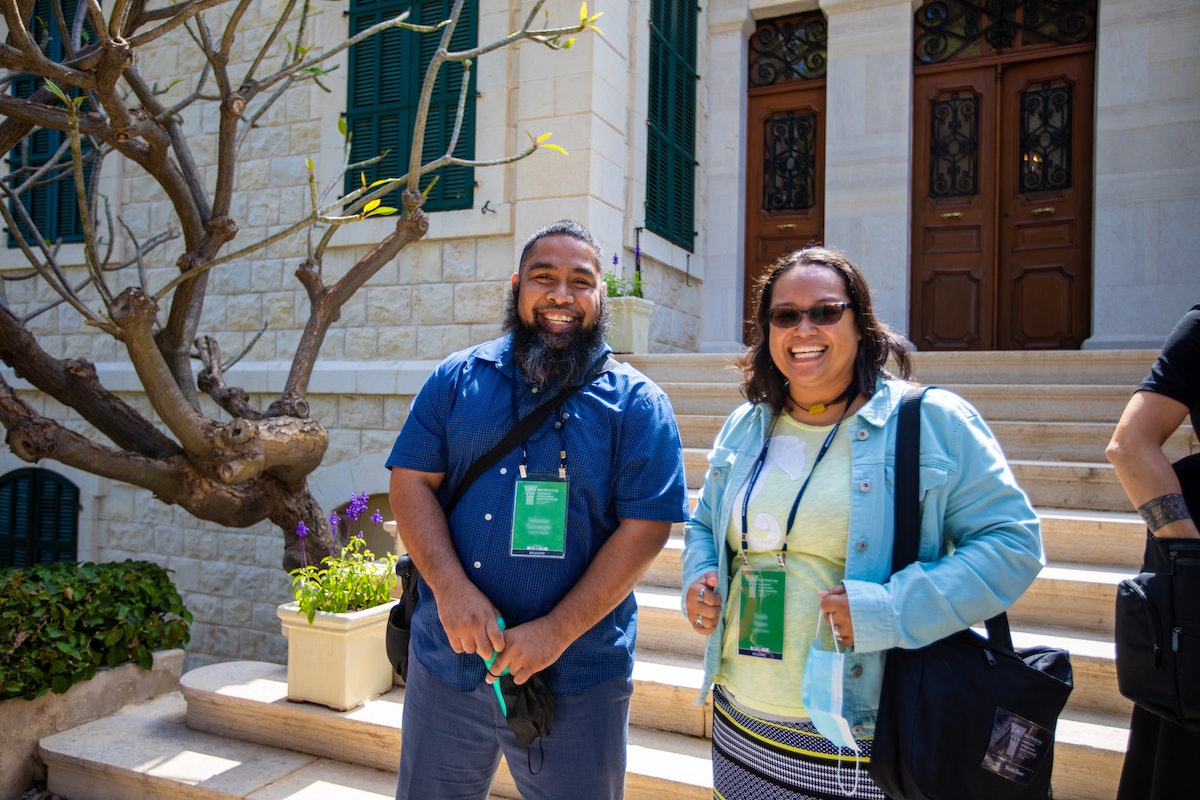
[[604, 254, 644, 298], [289, 493, 398, 623], [0, 560, 192, 701]]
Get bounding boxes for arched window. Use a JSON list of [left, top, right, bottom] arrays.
[[0, 468, 80, 567]]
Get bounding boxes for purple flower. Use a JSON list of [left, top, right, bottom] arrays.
[[371, 509, 383, 524], [295, 521, 309, 568], [612, 253, 619, 266], [346, 492, 368, 521]]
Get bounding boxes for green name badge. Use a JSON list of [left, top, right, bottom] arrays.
[[511, 479, 568, 558], [738, 568, 786, 660]]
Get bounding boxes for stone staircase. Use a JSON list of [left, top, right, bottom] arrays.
[[36, 350, 1198, 800]]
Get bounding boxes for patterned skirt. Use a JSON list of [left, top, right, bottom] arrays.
[[711, 685, 890, 800]]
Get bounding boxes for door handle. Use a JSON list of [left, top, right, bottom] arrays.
[[940, 211, 963, 220], [777, 223, 797, 231], [1031, 206, 1056, 216]]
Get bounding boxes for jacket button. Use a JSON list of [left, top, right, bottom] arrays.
[[858, 480, 871, 492], [852, 724, 864, 735], [850, 665, 863, 678], [855, 540, 868, 553], [713, 469, 723, 480], [856, 428, 869, 440]]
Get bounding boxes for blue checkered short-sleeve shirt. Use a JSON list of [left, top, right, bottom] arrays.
[[385, 335, 689, 695]]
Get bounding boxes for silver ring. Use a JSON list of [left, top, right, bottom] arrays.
[[697, 587, 706, 602], [695, 615, 704, 628]]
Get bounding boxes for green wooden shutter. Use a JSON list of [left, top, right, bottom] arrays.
[[645, 1, 697, 252], [345, 0, 476, 212], [6, 0, 91, 248], [0, 468, 79, 567]]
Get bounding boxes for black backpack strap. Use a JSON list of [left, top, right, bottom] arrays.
[[891, 385, 928, 573], [442, 356, 618, 515], [891, 384, 1015, 650]]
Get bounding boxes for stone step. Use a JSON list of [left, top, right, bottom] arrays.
[[1009, 460, 1129, 513], [51, 654, 1124, 800], [661, 382, 1145, 424], [679, 449, 1131, 512], [1008, 563, 1125, 637], [675, 415, 1196, 465], [1040, 509, 1145, 569], [622, 350, 1160, 388], [652, 509, 1144, 595], [40, 666, 714, 800]]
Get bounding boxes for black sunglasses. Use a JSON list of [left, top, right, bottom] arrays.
[[767, 301, 852, 328]]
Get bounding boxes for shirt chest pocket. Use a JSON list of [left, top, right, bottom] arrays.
[[885, 461, 952, 558]]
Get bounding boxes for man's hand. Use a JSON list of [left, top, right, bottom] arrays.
[[436, 582, 506, 658], [484, 616, 570, 684]]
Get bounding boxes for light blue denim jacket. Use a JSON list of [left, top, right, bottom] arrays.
[[680, 378, 1043, 737]]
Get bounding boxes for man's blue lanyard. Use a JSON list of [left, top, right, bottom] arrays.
[[739, 413, 846, 568], [511, 378, 568, 479]]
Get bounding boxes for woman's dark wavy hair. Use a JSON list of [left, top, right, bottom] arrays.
[[739, 246, 913, 413]]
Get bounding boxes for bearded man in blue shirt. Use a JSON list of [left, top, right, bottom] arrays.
[[386, 219, 689, 800]]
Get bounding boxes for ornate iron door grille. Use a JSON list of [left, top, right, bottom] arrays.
[[1019, 80, 1073, 192], [915, 0, 1096, 65], [930, 91, 981, 199], [750, 13, 827, 86], [763, 112, 817, 212]]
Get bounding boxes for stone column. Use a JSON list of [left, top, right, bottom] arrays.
[[820, 0, 915, 340], [1087, 0, 1200, 349]]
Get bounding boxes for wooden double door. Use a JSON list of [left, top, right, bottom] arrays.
[[743, 81, 825, 343], [911, 51, 1094, 350]]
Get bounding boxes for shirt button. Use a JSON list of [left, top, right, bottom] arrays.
[[850, 665, 863, 678], [485, 513, 493, 521], [856, 428, 869, 440], [852, 724, 864, 735], [855, 540, 868, 553], [531, 387, 539, 393], [712, 468, 723, 480], [858, 480, 871, 492], [473, 561, 482, 569], [500, 468, 507, 475]]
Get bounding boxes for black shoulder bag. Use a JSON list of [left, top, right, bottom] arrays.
[[1113, 451, 1200, 731], [385, 356, 617, 681], [867, 386, 1074, 800]]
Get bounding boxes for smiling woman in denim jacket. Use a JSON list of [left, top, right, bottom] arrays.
[[681, 247, 1044, 799]]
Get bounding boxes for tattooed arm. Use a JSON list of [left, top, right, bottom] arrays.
[[1107, 391, 1198, 539]]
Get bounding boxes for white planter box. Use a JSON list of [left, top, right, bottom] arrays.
[[276, 600, 398, 711], [607, 296, 655, 353]]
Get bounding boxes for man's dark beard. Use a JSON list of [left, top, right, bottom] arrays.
[[503, 288, 611, 388]]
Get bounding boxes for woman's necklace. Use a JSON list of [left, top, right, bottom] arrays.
[[788, 383, 854, 415]]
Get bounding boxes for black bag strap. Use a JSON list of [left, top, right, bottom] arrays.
[[442, 355, 618, 516], [890, 384, 1015, 651]]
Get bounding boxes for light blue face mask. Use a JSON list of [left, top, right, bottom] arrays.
[[800, 611, 862, 796]]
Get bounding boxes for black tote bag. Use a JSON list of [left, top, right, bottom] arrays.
[[867, 387, 1074, 800]]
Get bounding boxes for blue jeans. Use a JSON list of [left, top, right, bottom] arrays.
[[395, 652, 633, 800]]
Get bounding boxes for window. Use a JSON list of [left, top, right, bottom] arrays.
[[0, 468, 80, 567], [345, 0, 477, 212], [645, 1, 697, 252], [5, 0, 93, 248]]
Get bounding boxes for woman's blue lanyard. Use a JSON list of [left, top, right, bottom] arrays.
[[739, 412, 846, 569], [511, 379, 568, 479]]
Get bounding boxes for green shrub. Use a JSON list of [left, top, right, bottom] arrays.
[[0, 560, 192, 701]]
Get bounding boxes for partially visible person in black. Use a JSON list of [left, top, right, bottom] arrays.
[[1107, 303, 1200, 800]]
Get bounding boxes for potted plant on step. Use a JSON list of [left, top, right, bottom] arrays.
[[604, 253, 654, 354], [276, 494, 398, 711]]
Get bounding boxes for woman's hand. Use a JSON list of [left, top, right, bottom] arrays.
[[687, 572, 721, 635], [818, 584, 854, 649]]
